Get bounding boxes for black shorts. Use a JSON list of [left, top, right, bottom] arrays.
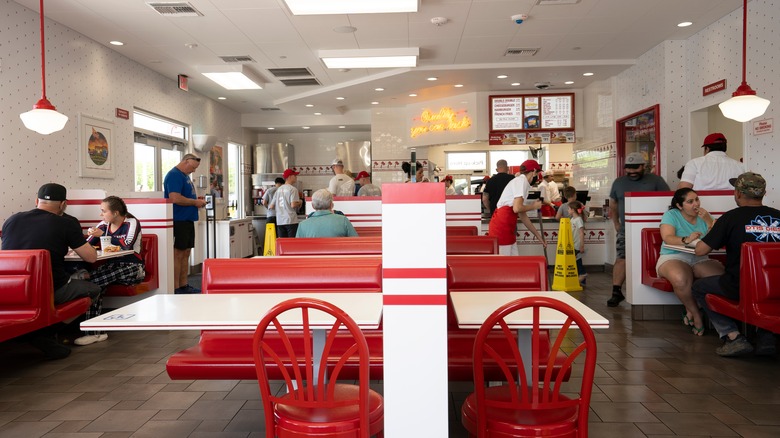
[[173, 221, 196, 250]]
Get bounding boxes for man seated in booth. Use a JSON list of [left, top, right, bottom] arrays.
[[296, 189, 358, 238], [693, 172, 780, 357], [1, 183, 101, 359]]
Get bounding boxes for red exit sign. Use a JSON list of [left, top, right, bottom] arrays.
[[703, 79, 726, 96]]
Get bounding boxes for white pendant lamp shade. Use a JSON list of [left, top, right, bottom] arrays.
[[21, 0, 68, 135], [719, 93, 771, 123], [20, 100, 69, 135]]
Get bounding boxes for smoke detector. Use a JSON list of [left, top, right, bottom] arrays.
[[430, 17, 449, 26]]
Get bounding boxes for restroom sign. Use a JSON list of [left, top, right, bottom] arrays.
[[753, 118, 773, 136]]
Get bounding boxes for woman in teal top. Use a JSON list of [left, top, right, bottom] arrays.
[[657, 188, 723, 335]]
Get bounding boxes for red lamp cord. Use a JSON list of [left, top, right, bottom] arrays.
[[39, 0, 48, 101], [740, 0, 747, 86]]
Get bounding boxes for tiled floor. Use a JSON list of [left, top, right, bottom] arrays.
[[1, 271, 779, 437]]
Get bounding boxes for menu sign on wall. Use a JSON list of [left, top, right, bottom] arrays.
[[489, 93, 574, 132]]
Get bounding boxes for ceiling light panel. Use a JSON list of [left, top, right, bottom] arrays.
[[283, 0, 418, 15], [319, 48, 418, 69], [198, 65, 264, 90]]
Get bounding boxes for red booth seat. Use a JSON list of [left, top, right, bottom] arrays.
[[275, 235, 497, 256], [166, 255, 566, 381], [0, 250, 91, 343], [706, 243, 780, 334], [641, 228, 726, 292], [104, 234, 159, 296]]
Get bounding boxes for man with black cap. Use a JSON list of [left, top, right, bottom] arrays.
[[607, 152, 670, 307], [679, 133, 744, 190], [2, 183, 101, 359], [327, 159, 355, 197], [488, 159, 547, 255], [692, 172, 780, 357]]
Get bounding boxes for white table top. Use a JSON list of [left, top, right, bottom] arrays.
[[65, 249, 135, 261], [449, 291, 609, 330], [81, 293, 383, 331]]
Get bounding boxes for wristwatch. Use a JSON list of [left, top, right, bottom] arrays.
[[681, 236, 688, 244]]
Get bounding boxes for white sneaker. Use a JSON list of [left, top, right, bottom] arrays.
[[74, 334, 108, 346]]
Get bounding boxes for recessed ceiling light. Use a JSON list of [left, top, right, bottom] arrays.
[[427, 77, 438, 81], [336, 97, 345, 100], [497, 75, 508, 79], [319, 48, 419, 68], [564, 81, 574, 85], [454, 84, 464, 88], [184, 43, 198, 49], [302, 126, 310, 130], [511, 83, 520, 86], [314, 112, 322, 115], [339, 126, 346, 129], [109, 40, 124, 46], [217, 96, 227, 100], [409, 93, 417, 97], [305, 104, 314, 107], [267, 127, 275, 130], [371, 101, 380, 105], [375, 88, 385, 91], [199, 65, 264, 90], [677, 21, 693, 27], [583, 72, 594, 76]]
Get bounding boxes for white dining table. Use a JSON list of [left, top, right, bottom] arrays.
[[449, 291, 609, 380], [81, 292, 383, 385], [65, 249, 135, 261]]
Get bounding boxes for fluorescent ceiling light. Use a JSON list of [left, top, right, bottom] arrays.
[[284, 0, 418, 15], [319, 48, 418, 69], [198, 64, 264, 90]]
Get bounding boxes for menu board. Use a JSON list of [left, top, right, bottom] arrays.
[[489, 93, 574, 131]]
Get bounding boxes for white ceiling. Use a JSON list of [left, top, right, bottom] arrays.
[[14, 0, 742, 133]]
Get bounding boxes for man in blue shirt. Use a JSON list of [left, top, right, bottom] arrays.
[[296, 189, 358, 238], [164, 154, 206, 294]]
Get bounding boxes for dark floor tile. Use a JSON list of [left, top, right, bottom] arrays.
[[81, 409, 157, 432], [654, 412, 739, 436]]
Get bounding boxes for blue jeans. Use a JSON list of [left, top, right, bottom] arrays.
[[692, 275, 739, 338]]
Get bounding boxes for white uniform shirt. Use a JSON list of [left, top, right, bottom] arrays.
[[328, 174, 356, 197], [274, 184, 300, 225], [496, 175, 531, 208], [680, 151, 745, 190], [546, 181, 561, 202]]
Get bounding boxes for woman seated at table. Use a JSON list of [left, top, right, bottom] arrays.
[[657, 188, 723, 335], [77, 196, 145, 346]]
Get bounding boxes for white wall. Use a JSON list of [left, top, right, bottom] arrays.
[[0, 0, 248, 226]]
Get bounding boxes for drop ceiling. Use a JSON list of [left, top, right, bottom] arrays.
[[13, 0, 742, 133]]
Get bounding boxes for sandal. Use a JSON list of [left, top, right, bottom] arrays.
[[692, 326, 705, 336], [683, 313, 695, 327]]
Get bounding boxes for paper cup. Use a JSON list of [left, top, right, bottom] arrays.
[[100, 236, 112, 251]]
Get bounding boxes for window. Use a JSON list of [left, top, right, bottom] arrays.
[[489, 150, 530, 172], [133, 110, 188, 191], [445, 151, 487, 172], [227, 142, 245, 218]]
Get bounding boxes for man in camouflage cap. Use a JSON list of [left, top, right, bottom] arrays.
[[692, 171, 780, 357]]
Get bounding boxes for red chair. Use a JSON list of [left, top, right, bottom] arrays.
[[461, 296, 597, 437], [252, 298, 384, 438]]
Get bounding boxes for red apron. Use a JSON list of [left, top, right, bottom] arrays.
[[488, 206, 518, 245]]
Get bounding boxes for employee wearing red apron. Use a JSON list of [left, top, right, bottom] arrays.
[[488, 159, 547, 255]]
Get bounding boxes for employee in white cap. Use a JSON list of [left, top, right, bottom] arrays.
[[607, 152, 670, 307], [327, 158, 356, 197]]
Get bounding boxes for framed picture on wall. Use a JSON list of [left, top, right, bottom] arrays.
[[78, 114, 115, 179]]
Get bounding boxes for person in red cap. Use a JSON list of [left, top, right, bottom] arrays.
[[488, 159, 547, 255], [273, 169, 302, 237], [442, 175, 456, 195], [678, 133, 744, 190], [355, 171, 381, 196]]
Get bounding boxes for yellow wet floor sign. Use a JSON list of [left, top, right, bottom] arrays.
[[551, 218, 582, 292], [263, 223, 277, 256]]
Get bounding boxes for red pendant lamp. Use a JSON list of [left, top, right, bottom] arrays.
[[718, 0, 770, 123], [19, 0, 68, 135]]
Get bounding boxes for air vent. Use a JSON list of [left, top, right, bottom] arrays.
[[268, 68, 314, 78], [505, 48, 539, 56], [219, 55, 255, 63], [261, 107, 281, 111], [280, 78, 321, 87], [536, 0, 581, 5], [146, 2, 203, 16]]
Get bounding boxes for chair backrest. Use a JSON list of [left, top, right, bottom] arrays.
[[743, 242, 780, 304], [472, 296, 597, 436], [252, 297, 372, 434]]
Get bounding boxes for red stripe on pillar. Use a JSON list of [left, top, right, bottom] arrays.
[[382, 183, 446, 204], [383, 268, 447, 279], [383, 295, 447, 305]]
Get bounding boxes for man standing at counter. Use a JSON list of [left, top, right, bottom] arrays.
[[327, 159, 355, 197], [678, 133, 744, 190], [607, 152, 670, 307], [261, 177, 285, 225], [693, 172, 779, 356], [355, 171, 381, 196], [274, 168, 302, 237], [488, 159, 546, 255], [164, 153, 207, 294], [482, 159, 514, 216]]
